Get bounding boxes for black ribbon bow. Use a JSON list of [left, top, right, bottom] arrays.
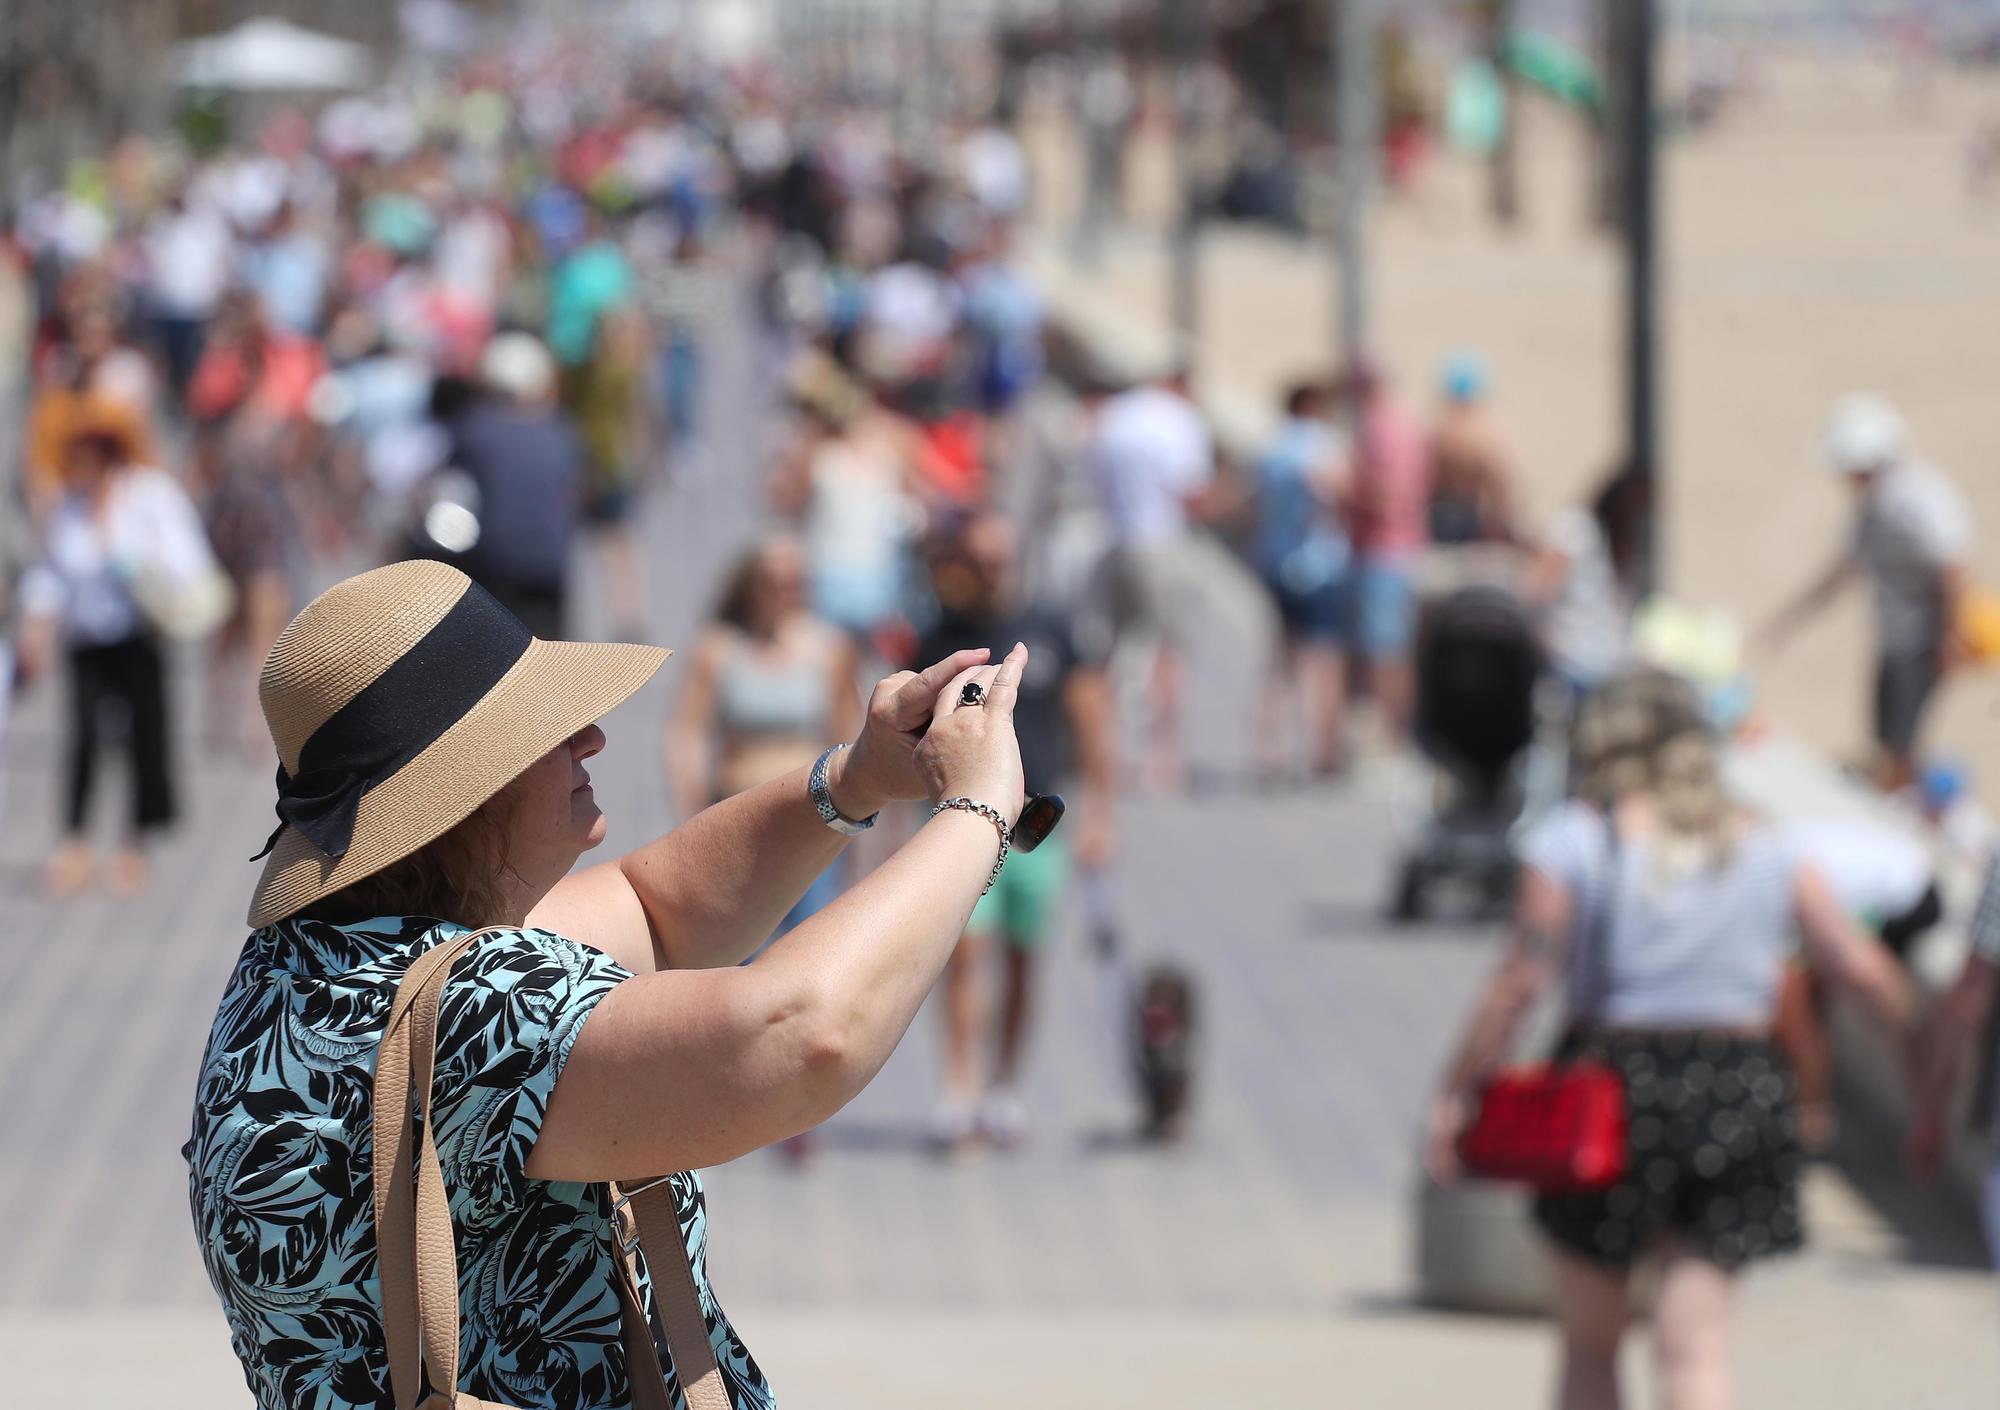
[[249, 764, 366, 862]]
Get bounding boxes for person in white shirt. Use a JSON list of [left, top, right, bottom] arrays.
[[1530, 467, 1649, 700], [18, 417, 214, 897], [1763, 395, 1974, 791], [1781, 819, 1943, 1148], [1786, 820, 1941, 954], [1090, 369, 1235, 788], [959, 123, 1030, 222], [858, 251, 962, 383], [144, 187, 235, 406]]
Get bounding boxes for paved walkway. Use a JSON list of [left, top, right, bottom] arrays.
[[2, 282, 1996, 1406]]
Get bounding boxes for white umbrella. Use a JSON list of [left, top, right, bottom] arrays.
[[174, 18, 372, 93]]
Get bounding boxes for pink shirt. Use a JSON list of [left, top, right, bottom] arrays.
[[1350, 396, 1431, 558]]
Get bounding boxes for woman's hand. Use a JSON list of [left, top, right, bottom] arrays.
[[1424, 1091, 1470, 1186], [827, 647, 992, 818], [914, 644, 1029, 825]]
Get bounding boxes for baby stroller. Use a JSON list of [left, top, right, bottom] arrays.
[[1391, 585, 1544, 921]]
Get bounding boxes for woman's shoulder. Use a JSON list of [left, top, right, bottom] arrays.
[[246, 914, 621, 978], [691, 623, 743, 669], [1728, 817, 1802, 879], [1524, 799, 1605, 846], [1518, 801, 1609, 882], [217, 916, 630, 1067]]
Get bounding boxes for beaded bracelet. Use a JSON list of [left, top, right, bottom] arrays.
[[931, 797, 1012, 895]]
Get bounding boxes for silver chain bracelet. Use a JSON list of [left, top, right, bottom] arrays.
[[931, 797, 1012, 894]]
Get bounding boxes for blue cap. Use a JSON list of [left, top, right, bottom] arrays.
[[1921, 761, 1968, 811], [1442, 351, 1488, 402]]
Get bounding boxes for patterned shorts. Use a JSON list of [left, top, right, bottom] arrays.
[[1534, 1029, 1805, 1272]]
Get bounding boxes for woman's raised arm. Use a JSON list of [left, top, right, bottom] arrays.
[[526, 645, 1027, 1178], [529, 647, 995, 974]]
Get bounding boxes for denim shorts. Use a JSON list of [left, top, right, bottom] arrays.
[[1350, 559, 1417, 659], [1263, 572, 1347, 644]]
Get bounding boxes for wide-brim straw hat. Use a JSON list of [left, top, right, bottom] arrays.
[[63, 398, 146, 472], [247, 559, 668, 927]]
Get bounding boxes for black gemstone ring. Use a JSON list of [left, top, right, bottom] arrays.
[[959, 681, 987, 708]]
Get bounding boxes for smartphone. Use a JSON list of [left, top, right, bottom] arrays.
[[1013, 793, 1065, 853]]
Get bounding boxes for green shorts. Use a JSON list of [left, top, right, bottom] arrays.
[[967, 833, 1071, 949]]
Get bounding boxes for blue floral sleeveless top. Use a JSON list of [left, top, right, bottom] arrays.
[[182, 915, 775, 1410]]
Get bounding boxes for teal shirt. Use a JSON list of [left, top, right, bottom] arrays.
[[548, 243, 635, 367]]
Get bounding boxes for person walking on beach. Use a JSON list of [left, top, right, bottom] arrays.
[[1762, 395, 1974, 791], [1090, 365, 1226, 789]]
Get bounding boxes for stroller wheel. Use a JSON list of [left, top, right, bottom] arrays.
[[1392, 859, 1429, 923]]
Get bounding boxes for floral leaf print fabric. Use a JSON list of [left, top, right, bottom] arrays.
[[184, 915, 775, 1410]]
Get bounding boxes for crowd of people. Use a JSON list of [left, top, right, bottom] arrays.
[[2, 40, 740, 893], [4, 17, 2000, 1410], [0, 30, 1126, 1159]]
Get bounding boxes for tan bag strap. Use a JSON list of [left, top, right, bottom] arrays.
[[372, 928, 492, 1407], [371, 928, 731, 1410], [610, 1177, 732, 1410]]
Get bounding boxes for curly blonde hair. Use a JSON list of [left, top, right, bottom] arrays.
[[1571, 668, 1736, 876]]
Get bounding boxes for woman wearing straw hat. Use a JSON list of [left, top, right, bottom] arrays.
[[183, 559, 1028, 1409], [1425, 669, 1913, 1410]]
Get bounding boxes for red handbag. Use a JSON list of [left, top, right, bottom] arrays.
[[1457, 1060, 1628, 1193], [1458, 810, 1632, 1194]]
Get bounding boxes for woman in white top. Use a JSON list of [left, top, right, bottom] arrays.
[[770, 374, 923, 645], [1528, 467, 1649, 700], [19, 415, 214, 896], [1427, 669, 1911, 1410]]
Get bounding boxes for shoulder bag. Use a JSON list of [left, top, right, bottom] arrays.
[[126, 473, 236, 641], [370, 928, 732, 1410]]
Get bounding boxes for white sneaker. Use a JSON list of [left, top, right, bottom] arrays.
[[977, 1089, 1028, 1149], [929, 1094, 977, 1151]]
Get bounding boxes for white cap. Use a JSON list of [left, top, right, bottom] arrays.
[[480, 332, 556, 405], [1823, 394, 1907, 475]]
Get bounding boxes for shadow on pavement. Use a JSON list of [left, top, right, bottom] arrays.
[[1075, 1124, 1170, 1156], [1340, 1289, 1544, 1324], [813, 1118, 938, 1158], [1299, 898, 1498, 940], [1826, 1116, 1989, 1272]]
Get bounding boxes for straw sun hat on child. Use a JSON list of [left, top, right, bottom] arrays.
[[245, 559, 668, 927]]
